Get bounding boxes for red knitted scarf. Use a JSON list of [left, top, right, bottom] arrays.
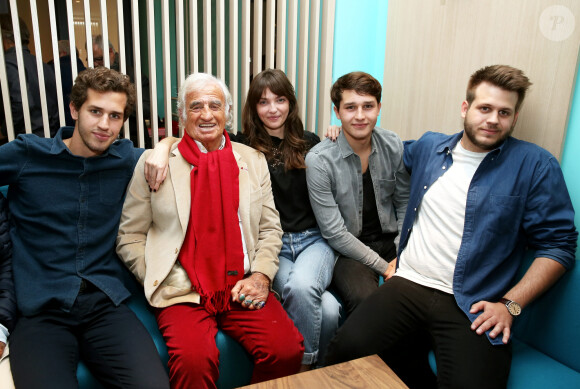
[[177, 132, 244, 314]]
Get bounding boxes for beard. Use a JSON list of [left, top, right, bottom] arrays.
[[76, 117, 117, 156], [463, 120, 514, 151]]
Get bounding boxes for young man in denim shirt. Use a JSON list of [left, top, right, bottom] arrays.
[[306, 72, 410, 317], [324, 65, 577, 389]]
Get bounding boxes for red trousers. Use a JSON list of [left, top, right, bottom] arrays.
[[155, 292, 304, 389]]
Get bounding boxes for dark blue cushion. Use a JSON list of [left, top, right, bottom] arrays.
[[215, 331, 253, 388], [512, 257, 580, 372], [429, 346, 580, 389], [508, 340, 580, 388]]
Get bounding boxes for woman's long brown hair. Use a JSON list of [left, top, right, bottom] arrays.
[[242, 69, 307, 170]]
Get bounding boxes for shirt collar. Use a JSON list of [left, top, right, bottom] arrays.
[[436, 132, 462, 154], [337, 131, 354, 158], [195, 135, 226, 153], [493, 135, 511, 157], [50, 127, 74, 155], [337, 127, 377, 158]]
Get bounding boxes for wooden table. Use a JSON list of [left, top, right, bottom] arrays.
[[238, 354, 409, 389]]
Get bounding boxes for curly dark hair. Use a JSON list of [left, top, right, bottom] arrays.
[[242, 69, 307, 170], [70, 67, 136, 121]]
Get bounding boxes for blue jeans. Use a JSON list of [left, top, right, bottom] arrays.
[[273, 228, 337, 365], [318, 290, 342, 366]]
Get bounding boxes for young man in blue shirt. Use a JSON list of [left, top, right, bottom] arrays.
[[0, 67, 171, 388], [324, 65, 577, 389]]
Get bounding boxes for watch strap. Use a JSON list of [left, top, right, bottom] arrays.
[[499, 297, 521, 316]]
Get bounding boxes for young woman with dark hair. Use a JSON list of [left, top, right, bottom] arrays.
[[233, 69, 339, 369]]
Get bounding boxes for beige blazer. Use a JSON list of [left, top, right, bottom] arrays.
[[116, 141, 283, 308]]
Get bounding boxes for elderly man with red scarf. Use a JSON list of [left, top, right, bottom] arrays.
[[116, 73, 304, 388]]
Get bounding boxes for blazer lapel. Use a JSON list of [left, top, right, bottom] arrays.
[[169, 146, 192, 234], [235, 150, 250, 233]]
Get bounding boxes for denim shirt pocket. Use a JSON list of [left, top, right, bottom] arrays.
[[378, 178, 396, 203], [99, 171, 128, 205], [488, 194, 523, 234]]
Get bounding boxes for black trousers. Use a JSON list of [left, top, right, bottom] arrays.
[[10, 287, 169, 389], [324, 276, 511, 389], [331, 238, 396, 316]]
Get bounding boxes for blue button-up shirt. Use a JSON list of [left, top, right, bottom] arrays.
[[0, 127, 143, 316], [399, 131, 577, 345]]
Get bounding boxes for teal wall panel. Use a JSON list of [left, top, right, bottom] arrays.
[[331, 0, 388, 125], [561, 60, 580, 251]]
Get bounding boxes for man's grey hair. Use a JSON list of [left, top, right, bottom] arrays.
[[177, 73, 233, 130], [92, 34, 116, 53]]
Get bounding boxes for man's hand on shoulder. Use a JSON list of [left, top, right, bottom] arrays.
[[324, 125, 341, 142], [469, 300, 514, 344], [144, 137, 178, 191], [0, 341, 5, 357]]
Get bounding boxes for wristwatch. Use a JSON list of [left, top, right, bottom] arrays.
[[499, 298, 522, 317]]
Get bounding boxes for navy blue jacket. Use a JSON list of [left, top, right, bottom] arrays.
[[0, 192, 16, 333]]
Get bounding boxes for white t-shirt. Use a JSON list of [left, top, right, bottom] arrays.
[[396, 141, 488, 293]]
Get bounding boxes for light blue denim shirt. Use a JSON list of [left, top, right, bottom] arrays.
[[305, 128, 410, 274]]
